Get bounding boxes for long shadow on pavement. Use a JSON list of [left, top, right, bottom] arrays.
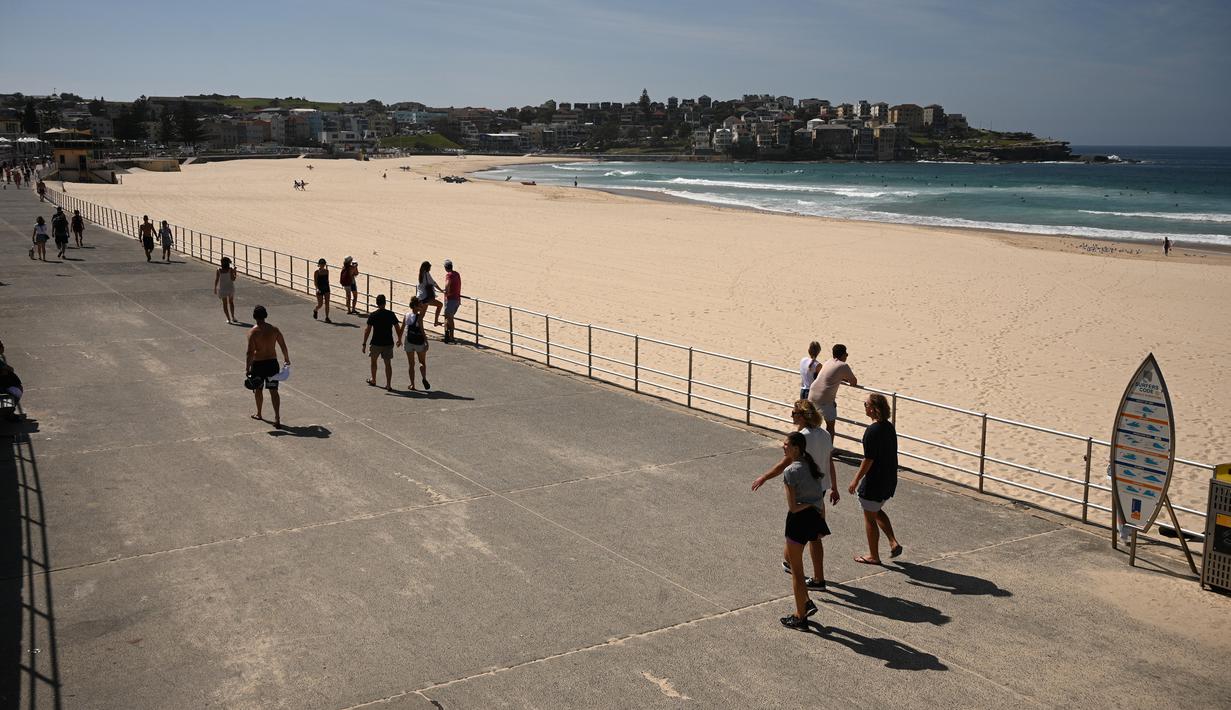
[[887, 561, 1012, 597], [0, 411, 63, 709], [824, 582, 951, 625], [796, 622, 948, 671]]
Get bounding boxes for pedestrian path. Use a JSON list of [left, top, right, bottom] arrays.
[[0, 187, 1226, 709]]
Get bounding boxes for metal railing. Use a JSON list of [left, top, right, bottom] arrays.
[[44, 189, 1213, 540]]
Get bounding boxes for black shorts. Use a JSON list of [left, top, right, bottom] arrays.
[[784, 507, 830, 545], [250, 359, 280, 390]]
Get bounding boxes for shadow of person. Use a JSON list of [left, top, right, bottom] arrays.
[[326, 321, 360, 328], [888, 561, 1012, 597], [385, 389, 474, 401], [824, 582, 950, 625], [268, 424, 331, 438], [820, 625, 949, 671]]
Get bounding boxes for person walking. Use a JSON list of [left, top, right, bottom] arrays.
[[416, 261, 444, 327], [807, 343, 858, 444], [71, 209, 85, 247], [31, 216, 49, 261], [312, 258, 332, 322], [401, 297, 431, 390], [362, 294, 400, 390], [158, 220, 174, 262], [36, 178, 46, 202], [245, 305, 290, 428], [340, 256, 360, 314], [776, 430, 827, 629], [848, 393, 902, 565], [1163, 236, 1172, 256], [214, 256, 238, 324], [139, 215, 157, 262], [753, 400, 839, 590], [799, 341, 822, 401], [51, 207, 70, 259], [442, 259, 461, 343]]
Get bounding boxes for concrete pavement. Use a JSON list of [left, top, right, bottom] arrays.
[[1, 186, 1227, 709]]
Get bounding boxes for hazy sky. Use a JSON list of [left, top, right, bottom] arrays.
[[4, 0, 1229, 145]]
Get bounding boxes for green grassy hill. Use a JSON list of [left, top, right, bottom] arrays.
[[221, 97, 343, 112], [380, 134, 461, 151]]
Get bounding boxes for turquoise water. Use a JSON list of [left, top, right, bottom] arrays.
[[476, 146, 1231, 246]]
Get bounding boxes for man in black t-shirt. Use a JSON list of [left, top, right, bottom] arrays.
[[362, 294, 401, 390], [847, 393, 902, 565]]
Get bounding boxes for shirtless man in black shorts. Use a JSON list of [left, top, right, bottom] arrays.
[[246, 305, 291, 428]]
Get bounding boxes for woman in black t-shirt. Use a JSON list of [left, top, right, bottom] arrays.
[[847, 393, 903, 565]]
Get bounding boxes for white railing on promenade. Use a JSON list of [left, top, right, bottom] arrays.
[[44, 189, 1213, 541]]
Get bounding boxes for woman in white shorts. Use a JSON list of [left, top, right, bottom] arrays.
[[402, 296, 431, 390]]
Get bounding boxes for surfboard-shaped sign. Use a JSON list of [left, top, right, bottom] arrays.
[[1110, 354, 1175, 532]]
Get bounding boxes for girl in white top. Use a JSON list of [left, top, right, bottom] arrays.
[[416, 261, 444, 327], [158, 220, 174, 262], [799, 341, 822, 400], [214, 256, 238, 324], [31, 217, 50, 261]]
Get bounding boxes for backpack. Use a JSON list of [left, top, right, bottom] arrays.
[[405, 314, 426, 345]]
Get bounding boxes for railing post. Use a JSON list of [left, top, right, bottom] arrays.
[[634, 335, 640, 392], [508, 306, 514, 354], [687, 347, 694, 407], [745, 359, 753, 424], [1082, 437, 1094, 523], [978, 413, 988, 493], [259, 248, 263, 280], [474, 300, 480, 347], [587, 324, 593, 377], [890, 392, 898, 426], [365, 274, 371, 311], [244, 244, 249, 274], [545, 315, 551, 366]]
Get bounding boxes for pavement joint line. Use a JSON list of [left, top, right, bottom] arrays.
[[4, 493, 495, 581], [341, 527, 1067, 708], [51, 230, 735, 617]]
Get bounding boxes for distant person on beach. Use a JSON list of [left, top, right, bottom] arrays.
[[71, 209, 85, 247], [340, 256, 359, 314], [139, 215, 157, 262], [799, 341, 822, 400], [13, 171, 21, 189], [246, 305, 290, 428], [158, 220, 174, 261], [1163, 237, 1172, 256], [442, 259, 461, 343], [312, 259, 332, 322], [51, 207, 69, 259], [417, 261, 444, 327], [848, 393, 902, 565], [402, 296, 431, 390], [362, 294, 399, 390], [36, 179, 46, 201], [807, 343, 858, 444], [774, 430, 827, 630], [214, 256, 238, 324], [31, 216, 49, 261], [753, 400, 839, 591]]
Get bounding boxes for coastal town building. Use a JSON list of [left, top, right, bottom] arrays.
[[889, 103, 924, 130]]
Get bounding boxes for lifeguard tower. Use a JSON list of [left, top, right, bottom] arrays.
[[45, 127, 115, 183]]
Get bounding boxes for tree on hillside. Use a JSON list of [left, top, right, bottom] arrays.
[[178, 101, 202, 146], [38, 105, 62, 131], [88, 97, 107, 116], [159, 109, 177, 143], [638, 89, 650, 116], [22, 100, 38, 133]]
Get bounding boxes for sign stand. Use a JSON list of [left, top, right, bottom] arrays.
[[1114, 494, 1199, 575]]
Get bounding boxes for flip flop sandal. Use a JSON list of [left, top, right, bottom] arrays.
[[854, 556, 882, 565], [890, 545, 904, 558]]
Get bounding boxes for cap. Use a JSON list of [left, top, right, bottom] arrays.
[[344, 256, 352, 264]]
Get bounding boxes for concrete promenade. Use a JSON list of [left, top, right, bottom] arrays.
[[1, 185, 1227, 709]]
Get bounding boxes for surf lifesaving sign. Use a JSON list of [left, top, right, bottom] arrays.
[[1110, 354, 1175, 532]]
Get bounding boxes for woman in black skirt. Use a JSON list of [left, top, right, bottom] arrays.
[[778, 431, 830, 629]]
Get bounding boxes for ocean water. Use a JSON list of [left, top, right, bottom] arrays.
[[476, 146, 1231, 246]]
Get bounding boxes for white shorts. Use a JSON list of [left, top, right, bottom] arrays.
[[818, 402, 837, 423], [858, 497, 885, 512]]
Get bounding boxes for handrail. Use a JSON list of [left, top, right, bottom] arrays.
[[44, 189, 1214, 541]]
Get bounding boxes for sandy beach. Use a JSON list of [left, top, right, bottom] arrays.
[[62, 155, 1230, 522]]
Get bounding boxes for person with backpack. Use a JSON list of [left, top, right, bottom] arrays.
[[401, 296, 431, 390], [340, 256, 360, 314], [51, 207, 70, 259]]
